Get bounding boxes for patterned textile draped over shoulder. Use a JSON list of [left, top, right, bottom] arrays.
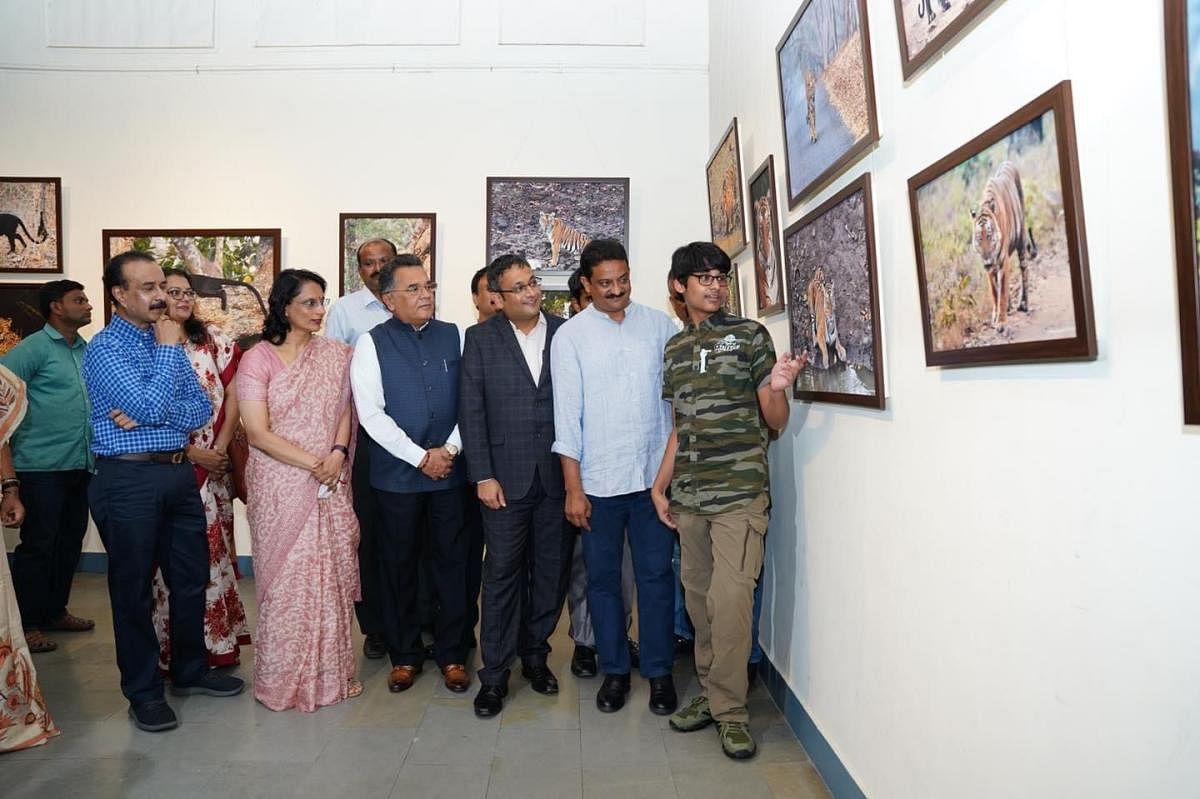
[[0, 362, 59, 752], [237, 336, 361, 712]]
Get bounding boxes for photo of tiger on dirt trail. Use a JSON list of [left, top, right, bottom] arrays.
[[776, 0, 878, 207], [785, 174, 884, 409], [486, 177, 629, 272], [893, 0, 1006, 79], [909, 82, 1095, 367], [706, 118, 748, 259], [0, 178, 62, 275], [748, 155, 786, 317]]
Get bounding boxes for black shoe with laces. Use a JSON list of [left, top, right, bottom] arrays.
[[570, 644, 598, 678], [627, 638, 640, 669], [521, 662, 559, 695], [473, 682, 508, 718], [596, 673, 631, 713], [128, 700, 179, 732], [648, 674, 677, 716]]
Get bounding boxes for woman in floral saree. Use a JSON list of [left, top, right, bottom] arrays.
[[238, 269, 361, 712]]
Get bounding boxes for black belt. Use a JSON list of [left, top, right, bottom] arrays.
[[102, 449, 188, 465]]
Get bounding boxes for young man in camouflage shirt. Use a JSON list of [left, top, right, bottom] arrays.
[[651, 242, 804, 760]]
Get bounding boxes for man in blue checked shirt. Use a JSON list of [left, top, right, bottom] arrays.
[[83, 251, 244, 733]]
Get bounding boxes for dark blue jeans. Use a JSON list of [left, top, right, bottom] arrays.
[[89, 458, 209, 704], [581, 490, 674, 678]]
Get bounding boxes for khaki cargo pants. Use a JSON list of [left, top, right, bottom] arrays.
[[675, 492, 768, 723]]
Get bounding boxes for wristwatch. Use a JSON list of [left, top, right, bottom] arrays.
[[444, 443, 459, 457]]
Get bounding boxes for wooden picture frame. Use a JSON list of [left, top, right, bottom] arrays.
[[892, 0, 1009, 82], [784, 173, 885, 409], [339, 213, 435, 296], [775, 0, 880, 208], [747, 155, 786, 317], [706, 118, 748, 258], [0, 283, 47, 356], [485, 177, 630, 271], [102, 228, 282, 350], [724, 263, 744, 317], [1165, 0, 1200, 424], [0, 177, 63, 275], [907, 81, 1095, 367]]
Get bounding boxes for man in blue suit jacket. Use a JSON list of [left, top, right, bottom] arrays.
[[459, 254, 573, 718]]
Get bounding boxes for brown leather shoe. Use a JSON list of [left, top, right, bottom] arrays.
[[388, 664, 421, 693], [442, 663, 470, 693]]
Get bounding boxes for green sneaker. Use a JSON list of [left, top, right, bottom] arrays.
[[669, 695, 713, 732], [717, 720, 757, 760]]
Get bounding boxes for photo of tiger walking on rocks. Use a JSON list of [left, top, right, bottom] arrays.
[[912, 108, 1080, 353]]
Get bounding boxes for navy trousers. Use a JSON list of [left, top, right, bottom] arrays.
[[581, 489, 674, 678], [350, 435, 382, 637], [88, 458, 208, 704], [12, 469, 91, 628]]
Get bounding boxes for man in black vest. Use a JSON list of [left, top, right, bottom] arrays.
[[350, 255, 470, 695], [459, 254, 574, 718]]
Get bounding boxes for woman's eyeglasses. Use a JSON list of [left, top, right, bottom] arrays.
[[166, 288, 196, 300], [296, 298, 330, 309]]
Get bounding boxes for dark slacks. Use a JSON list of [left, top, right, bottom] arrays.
[[582, 489, 674, 679], [374, 486, 468, 667], [12, 469, 91, 628], [350, 435, 382, 637], [478, 474, 573, 686], [462, 486, 484, 647], [88, 459, 208, 704]]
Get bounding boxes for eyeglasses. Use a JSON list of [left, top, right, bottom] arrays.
[[387, 282, 438, 296], [296, 298, 330, 309], [496, 276, 542, 295], [691, 273, 731, 287], [166, 288, 196, 300]]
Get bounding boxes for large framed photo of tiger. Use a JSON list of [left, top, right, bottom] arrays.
[[908, 81, 1095, 368], [485, 177, 629, 272], [1165, 0, 1200, 424], [706, 118, 748, 259], [339, 213, 435, 296], [748, 156, 786, 317], [0, 177, 63, 275], [784, 173, 884, 409], [775, 0, 880, 209], [892, 0, 1008, 81]]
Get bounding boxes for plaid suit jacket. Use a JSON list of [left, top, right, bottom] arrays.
[[459, 312, 566, 500]]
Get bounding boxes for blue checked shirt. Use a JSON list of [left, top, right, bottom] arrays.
[[82, 315, 212, 457]]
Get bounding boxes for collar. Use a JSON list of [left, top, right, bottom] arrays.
[[508, 312, 547, 338], [390, 317, 431, 333], [41, 323, 86, 348], [581, 301, 637, 325], [107, 314, 155, 344], [354, 287, 386, 311], [687, 309, 727, 332]]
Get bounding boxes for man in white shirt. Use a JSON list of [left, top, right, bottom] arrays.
[[325, 237, 396, 660]]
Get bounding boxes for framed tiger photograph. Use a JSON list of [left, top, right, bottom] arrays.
[[339, 213, 435, 297], [892, 0, 1009, 81], [748, 155, 786, 317], [1165, 0, 1200, 424], [706, 118, 748, 259], [775, 0, 879, 208], [723, 262, 744, 317], [784, 173, 885, 409], [0, 283, 47, 356], [485, 177, 629, 272], [0, 177, 63, 275], [907, 81, 1095, 368]]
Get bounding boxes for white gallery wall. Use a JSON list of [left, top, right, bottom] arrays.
[[710, 0, 1200, 796], [0, 0, 710, 556]]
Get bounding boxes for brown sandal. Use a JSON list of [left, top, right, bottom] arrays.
[[347, 678, 364, 699], [45, 612, 95, 632], [24, 630, 57, 653]]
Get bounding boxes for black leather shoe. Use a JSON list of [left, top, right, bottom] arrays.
[[473, 682, 508, 718], [648, 675, 677, 716], [521, 663, 559, 695], [673, 635, 694, 657], [596, 673, 631, 713], [627, 637, 640, 669], [362, 633, 386, 660], [128, 700, 179, 732], [570, 645, 598, 678]]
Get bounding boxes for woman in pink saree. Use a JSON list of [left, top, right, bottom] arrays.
[[238, 269, 361, 712]]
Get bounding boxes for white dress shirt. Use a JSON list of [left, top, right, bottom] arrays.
[[350, 322, 465, 468], [510, 312, 548, 383], [325, 287, 390, 345]]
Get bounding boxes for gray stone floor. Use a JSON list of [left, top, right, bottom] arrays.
[[0, 573, 830, 798]]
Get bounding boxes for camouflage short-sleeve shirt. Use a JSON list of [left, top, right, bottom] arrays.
[[662, 310, 777, 514]]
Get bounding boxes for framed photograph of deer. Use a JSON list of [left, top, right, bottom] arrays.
[[706, 118, 748, 259], [785, 173, 884, 409], [908, 81, 1095, 368], [1165, 0, 1200, 424], [775, 0, 879, 209], [339, 213, 435, 297], [747, 155, 786, 317], [0, 177, 63, 275], [485, 177, 629, 272], [893, 0, 1008, 81], [102, 228, 282, 350]]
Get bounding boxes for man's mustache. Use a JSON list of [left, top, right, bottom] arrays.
[[150, 302, 168, 310], [604, 292, 626, 300]]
